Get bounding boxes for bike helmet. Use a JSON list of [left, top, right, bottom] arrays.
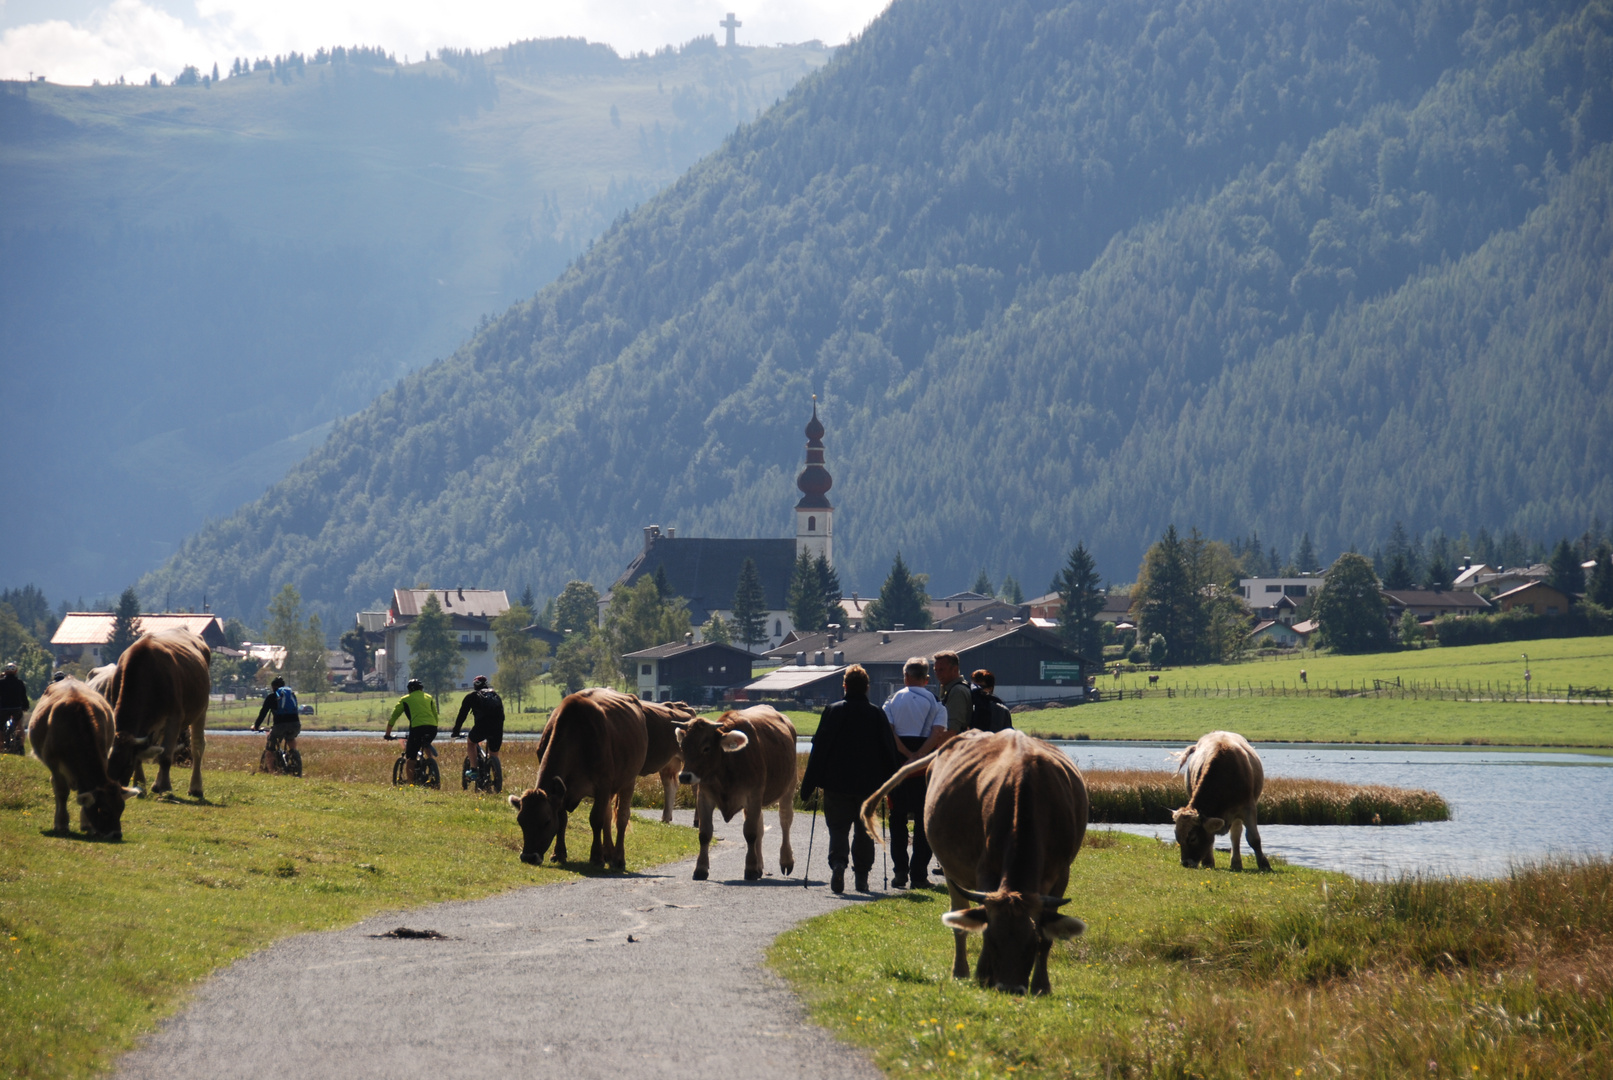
[[472, 675, 489, 689], [3, 662, 15, 674], [407, 678, 424, 692], [271, 676, 286, 690]]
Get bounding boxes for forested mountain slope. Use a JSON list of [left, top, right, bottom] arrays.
[[0, 37, 828, 600], [144, 0, 1613, 623]]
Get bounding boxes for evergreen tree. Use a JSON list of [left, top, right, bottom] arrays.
[[340, 625, 372, 683], [520, 584, 535, 612], [703, 612, 733, 645], [1547, 538, 1586, 596], [104, 586, 143, 665], [1425, 554, 1451, 590], [1384, 522, 1419, 588], [1134, 526, 1206, 663], [998, 575, 1024, 605], [1054, 543, 1104, 662], [972, 569, 995, 597], [553, 581, 601, 635], [731, 558, 769, 650], [408, 593, 464, 698], [1589, 543, 1613, 608], [1295, 532, 1318, 574], [816, 554, 848, 628], [652, 564, 671, 599], [1313, 553, 1391, 654], [787, 549, 828, 633], [492, 602, 545, 711], [864, 552, 932, 630], [1382, 551, 1415, 590]]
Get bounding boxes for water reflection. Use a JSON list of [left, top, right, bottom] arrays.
[[1053, 742, 1613, 880]]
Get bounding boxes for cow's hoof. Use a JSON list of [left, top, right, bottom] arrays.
[[692, 868, 709, 881], [780, 861, 795, 876], [744, 868, 763, 881], [520, 853, 540, 865]]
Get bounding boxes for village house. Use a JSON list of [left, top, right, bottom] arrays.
[[380, 588, 509, 693], [50, 612, 228, 668], [1492, 581, 1573, 616], [1237, 575, 1326, 622], [1380, 588, 1493, 626], [621, 638, 758, 703]]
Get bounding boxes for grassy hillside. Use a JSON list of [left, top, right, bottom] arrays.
[[144, 0, 1613, 624], [0, 37, 829, 600]]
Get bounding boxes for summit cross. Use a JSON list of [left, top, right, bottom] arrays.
[[720, 12, 742, 47]]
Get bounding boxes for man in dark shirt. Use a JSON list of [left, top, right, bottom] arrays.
[[0, 661, 30, 755], [252, 676, 301, 768], [799, 664, 903, 893], [451, 675, 506, 780]]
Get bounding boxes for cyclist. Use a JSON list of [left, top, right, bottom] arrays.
[[385, 677, 439, 783], [252, 676, 301, 770], [0, 661, 29, 754], [451, 674, 505, 785]]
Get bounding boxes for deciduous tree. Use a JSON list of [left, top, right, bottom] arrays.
[[492, 602, 546, 711], [1314, 553, 1390, 654]]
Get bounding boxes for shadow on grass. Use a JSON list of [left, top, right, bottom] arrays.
[[36, 828, 123, 843]]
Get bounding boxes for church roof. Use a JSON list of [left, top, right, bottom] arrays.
[[615, 537, 796, 619]]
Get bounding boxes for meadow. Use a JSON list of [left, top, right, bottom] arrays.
[[771, 834, 1613, 1079], [0, 739, 698, 1080]]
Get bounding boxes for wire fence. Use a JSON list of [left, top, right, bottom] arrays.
[[1105, 678, 1612, 704]]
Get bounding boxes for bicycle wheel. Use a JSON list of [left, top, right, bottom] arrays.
[[285, 749, 303, 778], [392, 756, 407, 786], [421, 757, 441, 788], [490, 757, 502, 794]]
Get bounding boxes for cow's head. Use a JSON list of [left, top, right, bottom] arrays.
[[76, 783, 140, 840], [941, 887, 1085, 995], [508, 777, 567, 865], [106, 732, 154, 785], [673, 717, 748, 785], [1171, 809, 1226, 868]]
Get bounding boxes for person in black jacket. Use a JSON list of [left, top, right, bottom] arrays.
[[451, 675, 505, 778], [798, 664, 903, 893], [1, 662, 30, 755]]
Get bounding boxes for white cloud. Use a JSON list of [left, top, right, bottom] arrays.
[[1, 0, 890, 84]]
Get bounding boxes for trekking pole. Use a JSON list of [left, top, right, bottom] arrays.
[[881, 796, 889, 891], [803, 790, 819, 889]]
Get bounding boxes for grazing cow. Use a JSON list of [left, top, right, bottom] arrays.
[[510, 689, 648, 868], [105, 630, 211, 799], [1169, 730, 1272, 871], [673, 706, 797, 881], [862, 730, 1088, 995], [1147, 673, 1160, 685], [28, 679, 140, 838]]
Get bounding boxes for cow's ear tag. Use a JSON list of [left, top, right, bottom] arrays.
[[720, 731, 749, 753], [941, 908, 988, 933]]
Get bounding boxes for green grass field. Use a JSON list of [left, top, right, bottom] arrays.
[[0, 740, 698, 1080], [771, 835, 1613, 1079]]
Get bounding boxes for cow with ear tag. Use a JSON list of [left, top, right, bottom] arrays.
[[862, 730, 1088, 996], [509, 689, 648, 868], [29, 678, 140, 840], [673, 707, 797, 881], [1170, 730, 1272, 871]]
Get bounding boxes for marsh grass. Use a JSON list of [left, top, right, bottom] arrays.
[[1085, 768, 1450, 826], [0, 745, 697, 1080], [770, 834, 1613, 1079]]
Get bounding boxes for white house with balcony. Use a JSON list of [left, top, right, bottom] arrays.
[[380, 588, 508, 693]]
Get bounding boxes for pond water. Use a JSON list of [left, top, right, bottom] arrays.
[[1054, 742, 1613, 880]]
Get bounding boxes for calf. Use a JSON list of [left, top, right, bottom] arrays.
[[674, 706, 797, 881], [29, 679, 140, 839], [862, 730, 1087, 995], [1170, 730, 1271, 871]]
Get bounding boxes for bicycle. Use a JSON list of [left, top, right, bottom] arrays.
[[458, 738, 502, 793], [259, 727, 302, 777], [387, 733, 440, 788]]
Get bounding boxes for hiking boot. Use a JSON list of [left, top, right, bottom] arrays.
[[830, 867, 845, 894], [911, 875, 932, 889], [854, 871, 870, 892], [891, 872, 908, 889]]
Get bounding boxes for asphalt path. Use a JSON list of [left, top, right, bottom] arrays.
[[115, 808, 891, 1080]]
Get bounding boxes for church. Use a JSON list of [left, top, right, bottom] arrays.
[[609, 401, 835, 652]]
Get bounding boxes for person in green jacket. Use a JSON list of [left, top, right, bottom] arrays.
[[385, 678, 440, 783]]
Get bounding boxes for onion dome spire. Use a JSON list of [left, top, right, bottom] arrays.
[[795, 396, 833, 509]]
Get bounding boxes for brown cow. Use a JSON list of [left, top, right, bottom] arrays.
[[1170, 730, 1272, 871], [862, 730, 1088, 995], [639, 697, 696, 823], [674, 706, 797, 881], [510, 688, 648, 868], [28, 678, 140, 838], [105, 630, 211, 799]]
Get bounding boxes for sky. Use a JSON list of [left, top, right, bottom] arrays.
[[0, 0, 891, 85]]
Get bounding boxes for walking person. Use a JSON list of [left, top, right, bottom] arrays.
[[799, 664, 903, 893], [0, 661, 29, 755], [934, 651, 973, 736], [882, 657, 948, 888]]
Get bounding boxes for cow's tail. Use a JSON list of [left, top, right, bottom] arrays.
[[859, 752, 938, 847], [1168, 743, 1197, 775]]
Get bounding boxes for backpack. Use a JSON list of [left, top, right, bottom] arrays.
[[274, 686, 299, 716], [969, 685, 1013, 732]]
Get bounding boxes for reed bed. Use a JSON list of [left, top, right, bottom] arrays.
[[1084, 767, 1448, 826]]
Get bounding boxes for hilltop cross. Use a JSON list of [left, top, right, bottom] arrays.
[[720, 12, 742, 47]]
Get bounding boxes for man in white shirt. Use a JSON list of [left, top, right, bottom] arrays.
[[882, 657, 947, 888]]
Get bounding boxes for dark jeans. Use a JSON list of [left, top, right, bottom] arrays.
[[890, 737, 932, 881], [822, 790, 876, 874]]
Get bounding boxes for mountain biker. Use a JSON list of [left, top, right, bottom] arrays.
[[1, 661, 30, 754], [385, 678, 439, 783], [451, 674, 505, 783], [252, 676, 301, 767]]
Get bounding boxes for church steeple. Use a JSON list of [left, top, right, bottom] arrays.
[[795, 397, 833, 564]]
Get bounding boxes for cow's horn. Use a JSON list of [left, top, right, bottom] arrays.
[[1040, 895, 1071, 909], [952, 882, 990, 903]]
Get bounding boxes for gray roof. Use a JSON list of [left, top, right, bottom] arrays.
[[622, 639, 760, 661], [766, 621, 1091, 667], [615, 536, 796, 615]]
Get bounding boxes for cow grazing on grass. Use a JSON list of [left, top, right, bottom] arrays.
[[512, 689, 648, 868], [862, 729, 1088, 995], [1170, 730, 1271, 871], [29, 678, 140, 838], [674, 706, 797, 881], [105, 630, 211, 799]]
